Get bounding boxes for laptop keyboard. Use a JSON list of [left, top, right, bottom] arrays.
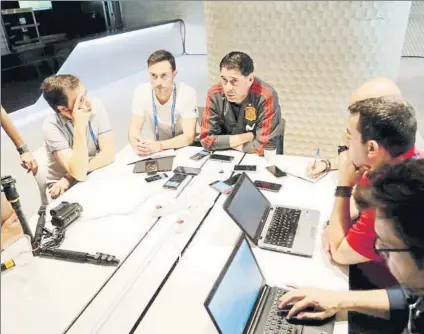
[[263, 288, 297, 334], [264, 207, 301, 248]]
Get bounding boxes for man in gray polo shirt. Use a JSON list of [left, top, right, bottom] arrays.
[[41, 74, 115, 199]]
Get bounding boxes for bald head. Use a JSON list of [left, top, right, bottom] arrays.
[[349, 77, 402, 105]]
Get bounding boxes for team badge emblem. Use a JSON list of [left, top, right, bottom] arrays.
[[245, 105, 256, 122]]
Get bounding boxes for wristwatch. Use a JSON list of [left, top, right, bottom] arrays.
[[17, 143, 29, 155], [335, 186, 353, 197]]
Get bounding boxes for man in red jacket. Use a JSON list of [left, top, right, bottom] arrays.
[[200, 51, 282, 155]]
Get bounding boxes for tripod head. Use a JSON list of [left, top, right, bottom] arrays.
[[1, 176, 19, 202], [1, 175, 33, 240]]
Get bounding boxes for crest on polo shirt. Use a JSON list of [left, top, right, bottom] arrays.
[[245, 105, 256, 122]]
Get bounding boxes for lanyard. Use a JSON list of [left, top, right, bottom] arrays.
[[151, 85, 176, 140], [64, 121, 100, 153]]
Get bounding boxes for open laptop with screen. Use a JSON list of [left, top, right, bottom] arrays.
[[223, 173, 320, 258], [204, 235, 335, 334]]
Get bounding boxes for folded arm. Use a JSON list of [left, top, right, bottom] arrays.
[[87, 131, 115, 172], [242, 92, 281, 155], [161, 118, 196, 150], [200, 94, 253, 150], [54, 123, 89, 181]]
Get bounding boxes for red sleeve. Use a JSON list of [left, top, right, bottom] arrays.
[[346, 208, 383, 262]]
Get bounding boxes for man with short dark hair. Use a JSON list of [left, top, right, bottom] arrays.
[[200, 51, 282, 155], [129, 50, 198, 155], [279, 159, 424, 334], [42, 74, 115, 199], [324, 97, 422, 268]]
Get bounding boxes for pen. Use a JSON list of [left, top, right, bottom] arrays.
[[312, 148, 320, 170]]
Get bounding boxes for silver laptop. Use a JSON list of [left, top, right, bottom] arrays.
[[223, 173, 320, 258], [204, 235, 335, 334]]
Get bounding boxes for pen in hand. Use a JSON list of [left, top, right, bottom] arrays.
[[312, 148, 320, 170]]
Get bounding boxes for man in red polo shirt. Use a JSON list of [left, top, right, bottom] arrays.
[[324, 96, 422, 272]]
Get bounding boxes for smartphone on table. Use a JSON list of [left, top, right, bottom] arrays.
[[173, 166, 202, 176], [145, 173, 168, 183], [266, 165, 287, 178], [209, 154, 234, 163], [254, 180, 282, 192], [209, 180, 233, 194], [233, 165, 257, 172], [163, 173, 188, 190], [224, 173, 241, 186], [190, 150, 211, 161]]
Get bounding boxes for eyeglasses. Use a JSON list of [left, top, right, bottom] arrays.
[[373, 237, 410, 256]]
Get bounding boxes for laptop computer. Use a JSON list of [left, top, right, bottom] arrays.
[[204, 235, 335, 334], [223, 173, 320, 258]]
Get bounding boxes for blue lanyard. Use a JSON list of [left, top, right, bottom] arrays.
[[64, 121, 99, 153], [151, 85, 177, 140]]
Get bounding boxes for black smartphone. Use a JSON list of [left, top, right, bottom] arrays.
[[209, 154, 234, 162], [233, 165, 257, 172], [163, 173, 187, 190], [209, 180, 233, 194], [224, 173, 241, 186], [190, 150, 211, 161], [254, 180, 282, 192], [266, 165, 287, 178], [173, 166, 201, 176], [145, 173, 168, 183]]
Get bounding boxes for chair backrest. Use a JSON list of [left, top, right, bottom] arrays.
[[33, 146, 49, 205]]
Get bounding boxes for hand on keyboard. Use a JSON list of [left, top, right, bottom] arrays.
[[279, 287, 340, 321]]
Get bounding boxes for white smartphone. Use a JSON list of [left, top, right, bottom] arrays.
[[209, 180, 233, 194]]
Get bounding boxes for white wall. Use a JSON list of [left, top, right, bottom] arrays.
[[120, 1, 206, 55], [205, 1, 412, 156], [403, 1, 424, 57]]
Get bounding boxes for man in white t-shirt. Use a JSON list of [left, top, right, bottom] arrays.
[[129, 50, 198, 155]]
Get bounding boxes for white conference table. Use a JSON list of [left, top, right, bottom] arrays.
[[66, 147, 245, 334], [135, 154, 349, 334], [0, 145, 243, 334]]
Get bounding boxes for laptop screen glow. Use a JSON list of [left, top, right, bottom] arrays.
[[207, 239, 264, 334], [225, 174, 271, 240]]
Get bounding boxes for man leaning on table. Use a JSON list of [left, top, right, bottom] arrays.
[[41, 74, 115, 200], [307, 77, 423, 177], [323, 97, 422, 268], [279, 159, 424, 334], [200, 51, 282, 155], [129, 50, 198, 156]]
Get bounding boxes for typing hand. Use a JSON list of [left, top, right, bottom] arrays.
[[279, 288, 342, 320], [20, 151, 38, 175], [306, 160, 327, 178]]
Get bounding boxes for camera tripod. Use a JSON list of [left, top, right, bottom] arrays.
[[1, 176, 119, 266]]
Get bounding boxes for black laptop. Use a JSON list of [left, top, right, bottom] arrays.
[[204, 235, 335, 334]]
